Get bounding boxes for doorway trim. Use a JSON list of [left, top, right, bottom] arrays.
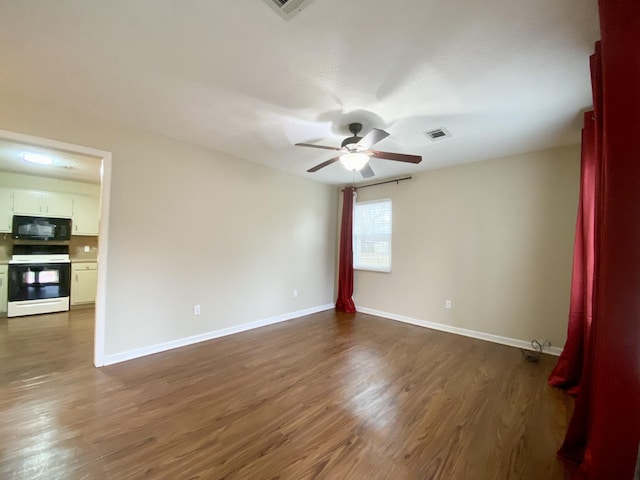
[[0, 129, 112, 367]]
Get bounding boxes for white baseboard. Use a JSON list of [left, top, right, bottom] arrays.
[[356, 306, 563, 356], [101, 303, 335, 366]]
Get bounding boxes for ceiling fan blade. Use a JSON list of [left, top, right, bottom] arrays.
[[295, 142, 342, 151], [360, 163, 375, 179], [307, 157, 341, 173], [369, 150, 422, 164], [356, 128, 390, 150]]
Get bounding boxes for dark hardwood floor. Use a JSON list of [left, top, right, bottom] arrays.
[[0, 308, 573, 479]]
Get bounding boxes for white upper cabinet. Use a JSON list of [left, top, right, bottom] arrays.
[[12, 190, 42, 215], [3, 187, 99, 235], [13, 190, 73, 218], [0, 188, 13, 233], [72, 196, 100, 236], [45, 193, 74, 217]]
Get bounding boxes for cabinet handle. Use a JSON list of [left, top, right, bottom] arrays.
[[75, 274, 78, 282]]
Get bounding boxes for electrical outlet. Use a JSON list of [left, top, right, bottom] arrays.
[[193, 304, 201, 315], [83, 245, 90, 253], [293, 289, 298, 298], [445, 299, 452, 309]]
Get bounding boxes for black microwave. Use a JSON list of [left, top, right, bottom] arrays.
[[12, 215, 72, 241]]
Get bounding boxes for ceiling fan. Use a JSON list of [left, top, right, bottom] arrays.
[[296, 123, 422, 178]]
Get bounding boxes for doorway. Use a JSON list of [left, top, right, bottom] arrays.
[[0, 129, 111, 366]]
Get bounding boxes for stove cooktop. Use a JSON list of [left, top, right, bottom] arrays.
[[10, 244, 70, 264]]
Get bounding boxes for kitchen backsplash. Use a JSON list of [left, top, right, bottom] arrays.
[[69, 236, 99, 261], [0, 233, 98, 262]]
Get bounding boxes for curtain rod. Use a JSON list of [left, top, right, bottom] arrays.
[[350, 176, 412, 190]]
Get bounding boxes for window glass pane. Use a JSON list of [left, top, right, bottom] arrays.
[[353, 199, 392, 272], [22, 271, 36, 284], [39, 270, 60, 284]]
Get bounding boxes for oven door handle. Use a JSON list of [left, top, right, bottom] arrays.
[[19, 301, 63, 307]]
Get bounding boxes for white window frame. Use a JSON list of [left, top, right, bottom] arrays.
[[353, 198, 392, 273]]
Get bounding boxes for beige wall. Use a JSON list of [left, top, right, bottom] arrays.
[[0, 94, 337, 356], [0, 90, 577, 355], [352, 146, 579, 348]]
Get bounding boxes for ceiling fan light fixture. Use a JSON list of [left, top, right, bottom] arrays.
[[339, 152, 369, 171]]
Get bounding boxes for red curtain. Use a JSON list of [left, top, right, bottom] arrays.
[[336, 187, 356, 313], [548, 111, 597, 396], [550, 1, 640, 478]]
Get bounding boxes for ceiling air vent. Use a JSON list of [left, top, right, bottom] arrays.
[[262, 0, 314, 20], [424, 128, 451, 142]]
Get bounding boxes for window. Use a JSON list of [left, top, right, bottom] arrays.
[[353, 198, 392, 272]]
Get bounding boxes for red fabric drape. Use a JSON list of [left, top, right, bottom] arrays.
[[548, 111, 597, 396], [336, 187, 356, 313], [550, 1, 640, 477]]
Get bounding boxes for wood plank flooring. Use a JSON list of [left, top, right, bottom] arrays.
[[0, 308, 573, 479]]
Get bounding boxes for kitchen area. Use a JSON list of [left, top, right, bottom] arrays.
[[0, 140, 102, 319]]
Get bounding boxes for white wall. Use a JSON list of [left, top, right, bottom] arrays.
[[352, 146, 579, 348], [0, 94, 337, 358]]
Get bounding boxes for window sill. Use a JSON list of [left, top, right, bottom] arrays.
[[354, 267, 391, 273]]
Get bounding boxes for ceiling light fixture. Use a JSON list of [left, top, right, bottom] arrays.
[[22, 153, 53, 165], [339, 152, 369, 172]]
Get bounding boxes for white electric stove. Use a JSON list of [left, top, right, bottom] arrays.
[[8, 245, 71, 317]]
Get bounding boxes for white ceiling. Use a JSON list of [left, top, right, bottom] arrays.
[[0, 0, 599, 185], [0, 139, 101, 184]]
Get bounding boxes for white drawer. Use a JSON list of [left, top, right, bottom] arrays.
[[72, 262, 97, 271]]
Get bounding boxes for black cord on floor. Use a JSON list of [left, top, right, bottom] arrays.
[[521, 339, 544, 363]]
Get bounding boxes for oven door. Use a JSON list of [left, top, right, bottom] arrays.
[[8, 262, 71, 302]]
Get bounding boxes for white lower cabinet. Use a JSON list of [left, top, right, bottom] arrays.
[[71, 263, 98, 305], [0, 265, 7, 314]]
